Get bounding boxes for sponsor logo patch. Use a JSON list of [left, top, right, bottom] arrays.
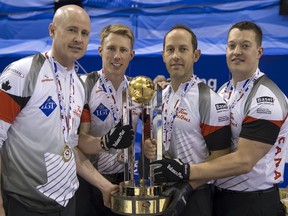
[[39, 96, 57, 116], [93, 103, 110, 121], [257, 108, 272, 114], [41, 74, 54, 82], [215, 103, 228, 111], [6, 68, 24, 78], [73, 105, 82, 118], [218, 115, 229, 122], [256, 96, 274, 105]]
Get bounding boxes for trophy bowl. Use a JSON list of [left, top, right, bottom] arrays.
[[111, 180, 170, 215]]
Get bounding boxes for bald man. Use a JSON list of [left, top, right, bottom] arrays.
[[0, 5, 122, 216]]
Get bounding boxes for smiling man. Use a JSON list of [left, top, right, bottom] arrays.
[[76, 24, 139, 216], [149, 21, 288, 216], [145, 24, 232, 216]]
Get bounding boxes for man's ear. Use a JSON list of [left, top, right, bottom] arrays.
[[49, 23, 55, 37], [162, 51, 165, 63], [98, 46, 103, 57], [193, 49, 201, 62], [130, 50, 135, 60], [257, 46, 264, 59]]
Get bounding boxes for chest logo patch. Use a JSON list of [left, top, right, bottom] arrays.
[[39, 96, 57, 117], [93, 103, 110, 121]]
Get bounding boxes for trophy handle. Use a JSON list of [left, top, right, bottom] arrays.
[[149, 84, 163, 186], [122, 89, 134, 182], [155, 83, 163, 160]]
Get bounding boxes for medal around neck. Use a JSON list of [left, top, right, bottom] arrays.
[[62, 144, 72, 162], [111, 76, 170, 215]]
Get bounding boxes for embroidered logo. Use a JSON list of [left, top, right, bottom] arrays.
[[73, 105, 82, 118], [256, 96, 274, 105], [218, 115, 229, 122], [41, 74, 54, 82], [257, 108, 272, 114], [39, 96, 57, 117], [6, 68, 24, 78], [1, 80, 12, 91], [93, 103, 110, 121], [176, 108, 191, 123], [215, 103, 228, 111]]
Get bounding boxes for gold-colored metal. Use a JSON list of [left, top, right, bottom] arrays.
[[111, 181, 170, 215], [128, 76, 155, 104]]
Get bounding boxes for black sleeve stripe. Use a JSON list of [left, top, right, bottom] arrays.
[[240, 119, 280, 145], [205, 125, 232, 151]]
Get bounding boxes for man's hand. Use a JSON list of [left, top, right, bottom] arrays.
[[150, 158, 190, 183], [162, 183, 193, 216], [0, 195, 6, 216], [143, 138, 157, 160], [101, 183, 119, 208], [101, 122, 135, 151], [153, 75, 169, 90]]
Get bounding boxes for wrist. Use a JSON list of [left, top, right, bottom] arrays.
[[100, 136, 109, 151]]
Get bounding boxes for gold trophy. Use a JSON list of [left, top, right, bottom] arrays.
[[111, 76, 170, 215]]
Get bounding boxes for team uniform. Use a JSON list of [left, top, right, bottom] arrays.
[[77, 70, 139, 216], [0, 51, 85, 215], [158, 75, 231, 216], [214, 69, 288, 216]]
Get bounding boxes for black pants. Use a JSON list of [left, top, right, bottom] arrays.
[[75, 175, 97, 216], [213, 186, 281, 216], [4, 195, 75, 216], [180, 184, 213, 216], [76, 174, 124, 216]]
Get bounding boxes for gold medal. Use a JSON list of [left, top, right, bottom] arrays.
[[117, 150, 124, 164], [63, 144, 72, 162], [163, 151, 172, 159]]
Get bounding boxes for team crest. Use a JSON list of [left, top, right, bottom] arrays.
[[39, 96, 57, 117], [93, 103, 110, 121]]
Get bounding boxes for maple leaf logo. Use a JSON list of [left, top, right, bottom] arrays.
[[1, 81, 12, 91]]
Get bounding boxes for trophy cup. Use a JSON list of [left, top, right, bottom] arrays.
[[111, 76, 170, 215]]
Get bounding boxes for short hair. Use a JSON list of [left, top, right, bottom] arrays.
[[228, 21, 263, 47], [163, 24, 198, 51], [100, 24, 134, 49]]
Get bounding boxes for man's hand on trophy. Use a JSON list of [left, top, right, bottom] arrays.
[[102, 183, 119, 208], [101, 121, 135, 151], [162, 182, 194, 216], [153, 75, 170, 90], [149, 158, 190, 183], [143, 138, 157, 159]]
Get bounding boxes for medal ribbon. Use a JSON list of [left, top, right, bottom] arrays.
[[99, 70, 128, 124], [163, 75, 197, 151], [46, 53, 75, 146], [223, 69, 262, 109]]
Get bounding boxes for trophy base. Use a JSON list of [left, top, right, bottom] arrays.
[[111, 180, 170, 215]]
